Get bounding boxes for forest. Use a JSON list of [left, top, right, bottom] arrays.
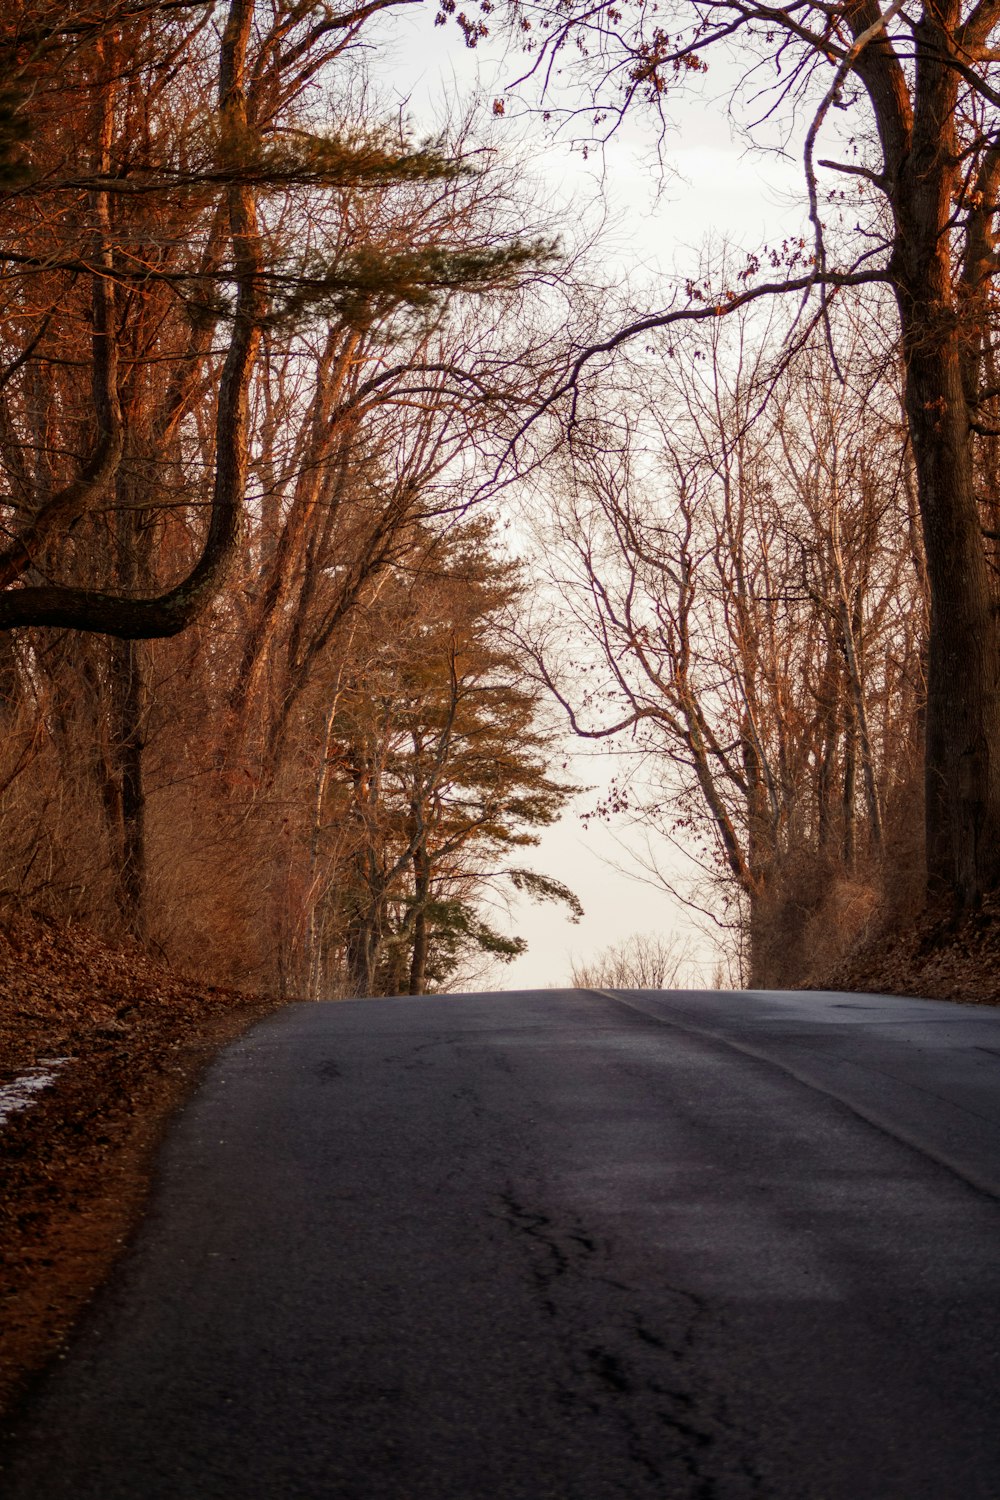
[[1, 0, 999, 994]]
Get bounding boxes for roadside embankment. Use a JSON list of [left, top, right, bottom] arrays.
[[813, 893, 1000, 1008], [0, 914, 284, 1420]]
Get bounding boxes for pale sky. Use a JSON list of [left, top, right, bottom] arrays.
[[377, 7, 807, 989]]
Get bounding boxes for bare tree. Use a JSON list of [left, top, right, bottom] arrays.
[[488, 0, 1000, 911], [521, 302, 923, 981]]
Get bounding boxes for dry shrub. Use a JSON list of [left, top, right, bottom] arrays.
[[141, 780, 272, 989], [796, 876, 881, 985], [0, 707, 118, 932], [571, 930, 694, 990]]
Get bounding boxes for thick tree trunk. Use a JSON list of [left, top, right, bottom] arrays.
[[894, 179, 1000, 905], [902, 344, 1000, 904], [887, 14, 1000, 907]]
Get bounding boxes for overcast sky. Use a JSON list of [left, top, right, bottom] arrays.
[[376, 8, 808, 989]]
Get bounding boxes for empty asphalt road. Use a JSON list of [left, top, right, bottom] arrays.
[[3, 986, 1000, 1498]]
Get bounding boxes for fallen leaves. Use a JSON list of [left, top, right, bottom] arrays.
[[814, 895, 1000, 1008], [0, 911, 285, 1421]]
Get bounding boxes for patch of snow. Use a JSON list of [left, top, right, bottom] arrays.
[[0, 1058, 71, 1128]]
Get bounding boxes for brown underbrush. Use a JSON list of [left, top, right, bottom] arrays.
[[0, 912, 284, 1422], [812, 892, 1000, 1006]]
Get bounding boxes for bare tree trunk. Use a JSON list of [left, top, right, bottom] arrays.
[[835, 583, 883, 855], [346, 906, 379, 996], [843, 699, 857, 873], [107, 636, 147, 940], [887, 10, 1000, 907], [741, 713, 774, 985], [408, 844, 430, 995], [897, 307, 1000, 905], [816, 638, 840, 852]]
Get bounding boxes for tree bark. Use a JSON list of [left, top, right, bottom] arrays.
[[888, 6, 1000, 905], [901, 329, 1000, 903], [408, 843, 430, 995], [110, 637, 147, 939]]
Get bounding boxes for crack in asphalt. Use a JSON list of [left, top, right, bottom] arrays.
[[492, 1186, 765, 1498]]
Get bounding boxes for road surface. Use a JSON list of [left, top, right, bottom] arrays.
[[3, 986, 1000, 1498]]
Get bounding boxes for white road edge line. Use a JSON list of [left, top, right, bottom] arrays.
[[587, 989, 1000, 1204]]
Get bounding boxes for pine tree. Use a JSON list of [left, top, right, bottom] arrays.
[[314, 521, 580, 996]]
